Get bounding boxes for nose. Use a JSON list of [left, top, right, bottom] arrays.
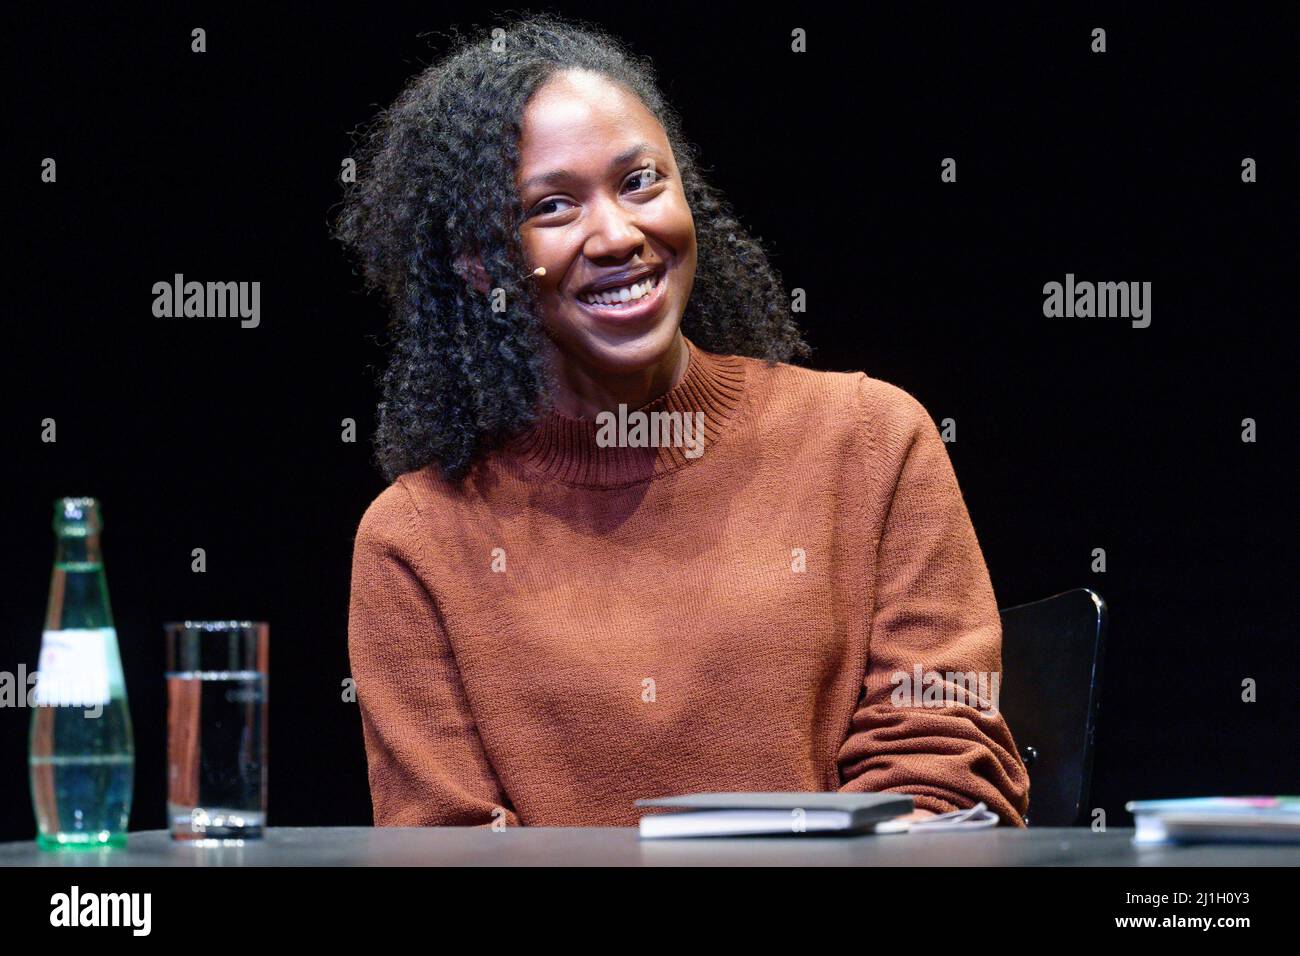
[[580, 193, 647, 261]]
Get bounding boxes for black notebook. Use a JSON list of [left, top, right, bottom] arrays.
[[634, 791, 915, 839]]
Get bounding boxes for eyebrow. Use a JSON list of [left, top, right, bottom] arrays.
[[519, 142, 660, 192]]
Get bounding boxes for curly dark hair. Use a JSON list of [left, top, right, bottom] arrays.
[[333, 11, 811, 484]]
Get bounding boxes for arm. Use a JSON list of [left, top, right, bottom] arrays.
[[348, 480, 520, 827], [836, 382, 1030, 826]]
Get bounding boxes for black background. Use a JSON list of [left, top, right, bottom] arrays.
[[2, 4, 1295, 842]]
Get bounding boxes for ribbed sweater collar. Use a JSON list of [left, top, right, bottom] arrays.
[[501, 336, 747, 487]]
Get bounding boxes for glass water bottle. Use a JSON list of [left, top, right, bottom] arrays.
[[29, 497, 135, 849]]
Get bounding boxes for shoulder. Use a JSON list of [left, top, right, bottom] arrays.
[[730, 350, 936, 451], [855, 374, 942, 460], [352, 476, 427, 559], [353, 465, 479, 557]]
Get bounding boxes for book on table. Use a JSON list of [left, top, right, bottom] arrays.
[[634, 792, 1000, 839], [1126, 796, 1300, 845]]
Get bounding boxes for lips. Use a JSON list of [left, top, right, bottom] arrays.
[[573, 267, 669, 323], [575, 264, 665, 299]]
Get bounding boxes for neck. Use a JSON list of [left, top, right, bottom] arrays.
[[542, 331, 689, 419], [503, 333, 748, 486]]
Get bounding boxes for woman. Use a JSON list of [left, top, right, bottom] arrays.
[[337, 13, 1029, 828]]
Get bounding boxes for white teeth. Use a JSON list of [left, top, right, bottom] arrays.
[[581, 273, 659, 306]]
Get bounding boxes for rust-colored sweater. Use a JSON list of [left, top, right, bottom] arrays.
[[348, 336, 1030, 827]]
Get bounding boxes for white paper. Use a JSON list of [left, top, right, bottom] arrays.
[[901, 802, 1000, 832], [640, 809, 854, 839], [33, 628, 113, 707]]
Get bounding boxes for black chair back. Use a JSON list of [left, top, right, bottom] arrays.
[[998, 588, 1107, 826]]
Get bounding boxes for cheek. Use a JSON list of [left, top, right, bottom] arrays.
[[522, 232, 577, 314], [660, 194, 696, 251], [670, 205, 697, 285], [520, 228, 558, 269]]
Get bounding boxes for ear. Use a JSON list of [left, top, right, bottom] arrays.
[[453, 253, 491, 296]]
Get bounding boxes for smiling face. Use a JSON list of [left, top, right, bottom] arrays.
[[515, 69, 697, 389]]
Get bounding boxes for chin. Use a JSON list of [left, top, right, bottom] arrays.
[[577, 318, 681, 373], [547, 298, 681, 374]]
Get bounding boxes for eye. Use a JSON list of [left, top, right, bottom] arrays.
[[525, 166, 666, 219], [624, 166, 665, 192], [527, 196, 575, 218]]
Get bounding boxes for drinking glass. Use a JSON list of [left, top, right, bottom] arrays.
[[164, 621, 268, 842]]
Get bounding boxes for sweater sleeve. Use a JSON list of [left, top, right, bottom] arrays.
[[836, 381, 1031, 826], [347, 480, 520, 828]]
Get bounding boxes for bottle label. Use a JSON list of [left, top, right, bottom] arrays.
[[33, 628, 114, 707]]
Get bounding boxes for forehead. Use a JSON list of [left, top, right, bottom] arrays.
[[516, 71, 668, 178]]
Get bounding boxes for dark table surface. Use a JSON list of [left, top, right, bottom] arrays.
[[1, 827, 1297, 866]]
